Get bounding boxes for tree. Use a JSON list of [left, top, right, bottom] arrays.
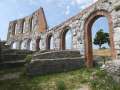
[[104, 32, 110, 46], [93, 29, 109, 49]]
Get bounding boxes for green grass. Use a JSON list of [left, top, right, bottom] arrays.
[[0, 67, 25, 75], [0, 67, 120, 90]]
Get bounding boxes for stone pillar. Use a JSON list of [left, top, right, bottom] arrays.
[[36, 37, 40, 51]]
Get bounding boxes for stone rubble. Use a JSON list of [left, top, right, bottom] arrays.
[[104, 60, 120, 83]]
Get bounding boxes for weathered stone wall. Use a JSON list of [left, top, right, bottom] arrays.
[[7, 0, 120, 59], [111, 0, 120, 57], [105, 60, 120, 83], [7, 7, 47, 51], [0, 40, 33, 69], [33, 50, 81, 59], [27, 58, 84, 76]]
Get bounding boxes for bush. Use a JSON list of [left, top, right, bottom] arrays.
[[101, 47, 106, 49], [24, 54, 32, 64], [56, 80, 66, 90], [90, 70, 120, 90]]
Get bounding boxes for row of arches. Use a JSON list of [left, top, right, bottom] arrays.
[[12, 40, 33, 51], [11, 27, 73, 51], [46, 27, 73, 50], [12, 14, 38, 35]]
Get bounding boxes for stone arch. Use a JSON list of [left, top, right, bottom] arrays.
[[36, 36, 41, 51], [23, 17, 31, 33], [39, 39, 42, 50], [60, 26, 72, 50], [46, 33, 53, 50], [30, 16, 33, 32], [17, 40, 22, 49], [26, 39, 33, 50], [11, 41, 17, 49], [84, 10, 116, 68], [31, 13, 38, 31], [30, 40, 33, 51], [12, 22, 16, 35], [20, 40, 27, 50], [22, 19, 26, 33], [15, 22, 18, 35]]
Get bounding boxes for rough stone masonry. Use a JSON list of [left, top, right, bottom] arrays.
[[7, 0, 120, 67]]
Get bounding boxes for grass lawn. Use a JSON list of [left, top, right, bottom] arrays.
[[93, 49, 111, 56], [0, 67, 120, 90]]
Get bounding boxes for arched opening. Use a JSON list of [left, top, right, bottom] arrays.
[[30, 40, 33, 51], [36, 36, 40, 51], [46, 34, 53, 50], [12, 22, 16, 35], [50, 36, 54, 50], [21, 40, 26, 50], [65, 30, 72, 49], [19, 41, 22, 49], [27, 39, 33, 51], [32, 14, 38, 31], [60, 26, 72, 50], [84, 10, 116, 68], [39, 39, 42, 50], [11, 42, 17, 49], [23, 20, 26, 33], [15, 23, 18, 35]]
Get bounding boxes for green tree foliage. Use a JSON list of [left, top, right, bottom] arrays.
[[93, 29, 109, 49], [104, 32, 110, 46]]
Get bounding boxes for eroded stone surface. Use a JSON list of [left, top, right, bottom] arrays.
[[105, 60, 120, 83]]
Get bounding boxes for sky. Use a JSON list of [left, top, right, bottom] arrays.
[[92, 17, 109, 49], [0, 0, 99, 40]]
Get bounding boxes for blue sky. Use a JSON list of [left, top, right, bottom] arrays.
[[92, 17, 109, 49], [0, 0, 99, 40]]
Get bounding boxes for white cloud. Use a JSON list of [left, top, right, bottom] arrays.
[[70, 0, 98, 9], [71, 0, 90, 5], [93, 0, 98, 3], [64, 0, 98, 16], [65, 5, 70, 15], [72, 0, 98, 5]]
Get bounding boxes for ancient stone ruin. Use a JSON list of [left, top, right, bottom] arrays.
[[6, 0, 120, 68]]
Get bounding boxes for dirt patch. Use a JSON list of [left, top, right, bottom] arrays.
[[0, 72, 21, 80], [77, 84, 90, 90]]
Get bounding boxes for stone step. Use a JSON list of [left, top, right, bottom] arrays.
[[34, 50, 51, 54], [33, 50, 81, 59], [27, 57, 84, 76], [0, 60, 26, 69], [3, 60, 25, 63], [1, 54, 27, 62], [2, 49, 33, 55], [0, 41, 33, 69], [31, 57, 82, 61]]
